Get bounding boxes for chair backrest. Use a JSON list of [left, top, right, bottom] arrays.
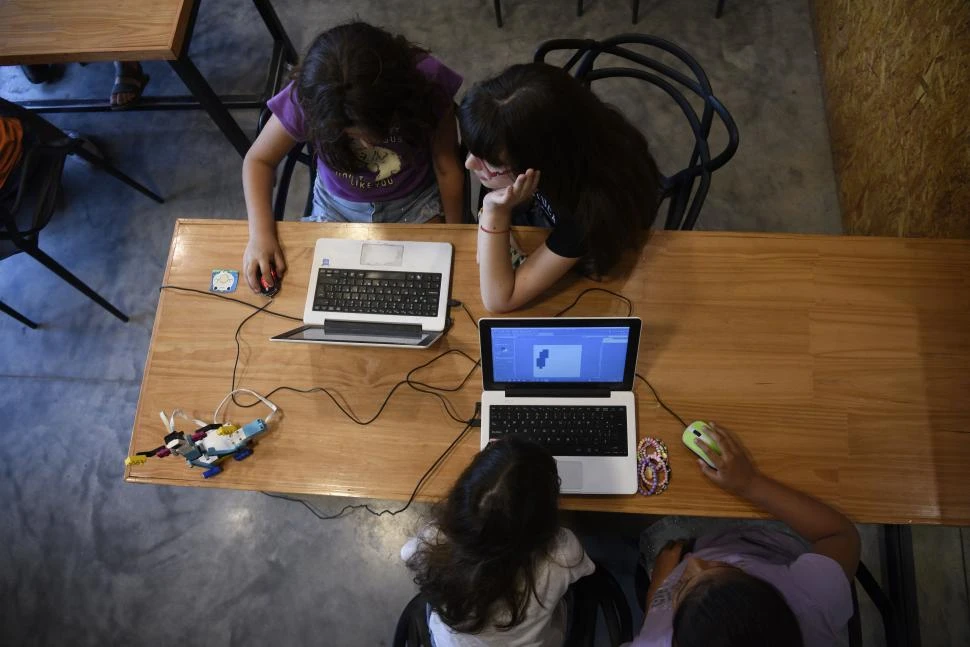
[[0, 102, 75, 243], [534, 35, 739, 230], [567, 561, 634, 646], [392, 592, 433, 647], [849, 561, 903, 647]]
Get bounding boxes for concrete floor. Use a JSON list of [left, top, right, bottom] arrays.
[[1, 0, 967, 645]]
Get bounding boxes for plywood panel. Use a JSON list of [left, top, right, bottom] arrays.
[[813, 0, 970, 237]]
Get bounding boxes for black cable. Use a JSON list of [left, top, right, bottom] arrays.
[[230, 300, 274, 405], [554, 287, 633, 317], [160, 283, 668, 526], [158, 284, 301, 321], [253, 347, 479, 426], [459, 302, 479, 328], [404, 349, 481, 424], [635, 373, 687, 427], [160, 284, 482, 422], [261, 419, 475, 519]]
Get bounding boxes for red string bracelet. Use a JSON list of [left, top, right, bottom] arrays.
[[480, 223, 511, 235]]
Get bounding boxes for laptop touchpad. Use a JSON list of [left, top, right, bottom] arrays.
[[360, 243, 404, 267], [557, 460, 583, 492]]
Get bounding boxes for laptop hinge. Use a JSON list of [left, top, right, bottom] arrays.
[[503, 388, 612, 398], [324, 320, 422, 339]]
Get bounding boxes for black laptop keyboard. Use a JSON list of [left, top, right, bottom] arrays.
[[487, 405, 628, 456], [312, 269, 441, 317]]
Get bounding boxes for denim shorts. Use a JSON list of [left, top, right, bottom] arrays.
[[304, 176, 443, 224]]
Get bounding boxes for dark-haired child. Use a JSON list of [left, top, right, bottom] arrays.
[[458, 62, 661, 313], [242, 21, 464, 293], [632, 424, 859, 647], [402, 437, 594, 646]]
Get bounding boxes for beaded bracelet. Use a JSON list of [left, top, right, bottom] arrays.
[[637, 437, 672, 496]]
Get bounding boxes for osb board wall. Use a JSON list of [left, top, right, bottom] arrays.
[[812, 0, 970, 238]]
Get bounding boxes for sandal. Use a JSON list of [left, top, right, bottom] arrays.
[[110, 62, 149, 110]]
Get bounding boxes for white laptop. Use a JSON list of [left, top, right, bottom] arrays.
[[478, 317, 641, 495], [272, 238, 453, 349]]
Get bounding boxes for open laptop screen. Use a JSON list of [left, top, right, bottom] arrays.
[[480, 317, 641, 392]]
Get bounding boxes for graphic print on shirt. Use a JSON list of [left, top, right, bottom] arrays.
[[350, 137, 403, 182], [534, 192, 558, 226]]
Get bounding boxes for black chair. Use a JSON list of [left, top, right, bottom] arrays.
[[494, 1, 726, 27], [392, 592, 434, 647], [635, 559, 901, 646], [534, 34, 739, 231], [848, 562, 903, 647], [392, 560, 633, 647], [0, 298, 38, 328], [567, 561, 634, 647], [0, 98, 164, 324]]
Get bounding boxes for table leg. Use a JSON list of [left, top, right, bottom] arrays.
[[169, 56, 251, 157], [252, 0, 298, 64], [885, 524, 921, 647], [0, 300, 39, 329]]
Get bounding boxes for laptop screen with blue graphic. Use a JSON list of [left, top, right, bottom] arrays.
[[480, 317, 641, 392]]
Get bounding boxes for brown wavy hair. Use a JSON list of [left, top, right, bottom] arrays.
[[406, 437, 562, 633], [291, 21, 437, 172]]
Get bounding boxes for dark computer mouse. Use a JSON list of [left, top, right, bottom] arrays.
[[256, 267, 280, 297]]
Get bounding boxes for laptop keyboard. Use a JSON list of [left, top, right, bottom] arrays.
[[313, 269, 441, 317], [487, 405, 628, 456]]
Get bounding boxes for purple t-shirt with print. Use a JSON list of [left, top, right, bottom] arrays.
[[266, 55, 462, 203], [629, 528, 853, 647]]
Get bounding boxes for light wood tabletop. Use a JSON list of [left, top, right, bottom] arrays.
[[0, 0, 194, 64], [126, 220, 970, 526]]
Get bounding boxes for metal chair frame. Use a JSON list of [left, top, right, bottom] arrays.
[[0, 98, 164, 324], [535, 34, 739, 231]]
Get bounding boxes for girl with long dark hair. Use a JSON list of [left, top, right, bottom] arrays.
[[242, 21, 464, 293], [402, 437, 594, 646], [459, 62, 661, 313]]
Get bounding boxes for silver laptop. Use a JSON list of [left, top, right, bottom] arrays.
[[479, 317, 641, 494], [272, 238, 453, 349]]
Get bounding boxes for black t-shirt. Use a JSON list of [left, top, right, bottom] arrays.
[[511, 191, 587, 259]]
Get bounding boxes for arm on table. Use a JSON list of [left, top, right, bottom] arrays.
[[699, 424, 861, 580], [431, 105, 465, 224], [477, 170, 580, 313], [242, 115, 298, 292]]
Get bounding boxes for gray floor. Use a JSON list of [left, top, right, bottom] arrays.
[[0, 0, 967, 645]]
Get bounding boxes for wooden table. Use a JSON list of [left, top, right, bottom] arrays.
[[127, 220, 970, 527], [0, 0, 296, 156]]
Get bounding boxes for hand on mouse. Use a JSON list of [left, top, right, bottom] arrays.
[[697, 424, 759, 497], [243, 232, 287, 293]]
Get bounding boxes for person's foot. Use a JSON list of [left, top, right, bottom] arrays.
[[20, 64, 65, 84], [110, 61, 149, 110]]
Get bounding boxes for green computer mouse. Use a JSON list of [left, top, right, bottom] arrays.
[[682, 421, 722, 469]]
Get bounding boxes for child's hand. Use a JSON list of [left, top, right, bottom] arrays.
[[697, 424, 759, 497], [243, 232, 287, 293], [482, 169, 540, 213], [653, 539, 687, 579]]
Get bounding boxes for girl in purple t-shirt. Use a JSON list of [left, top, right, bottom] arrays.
[[241, 21, 464, 293], [632, 424, 859, 647]]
